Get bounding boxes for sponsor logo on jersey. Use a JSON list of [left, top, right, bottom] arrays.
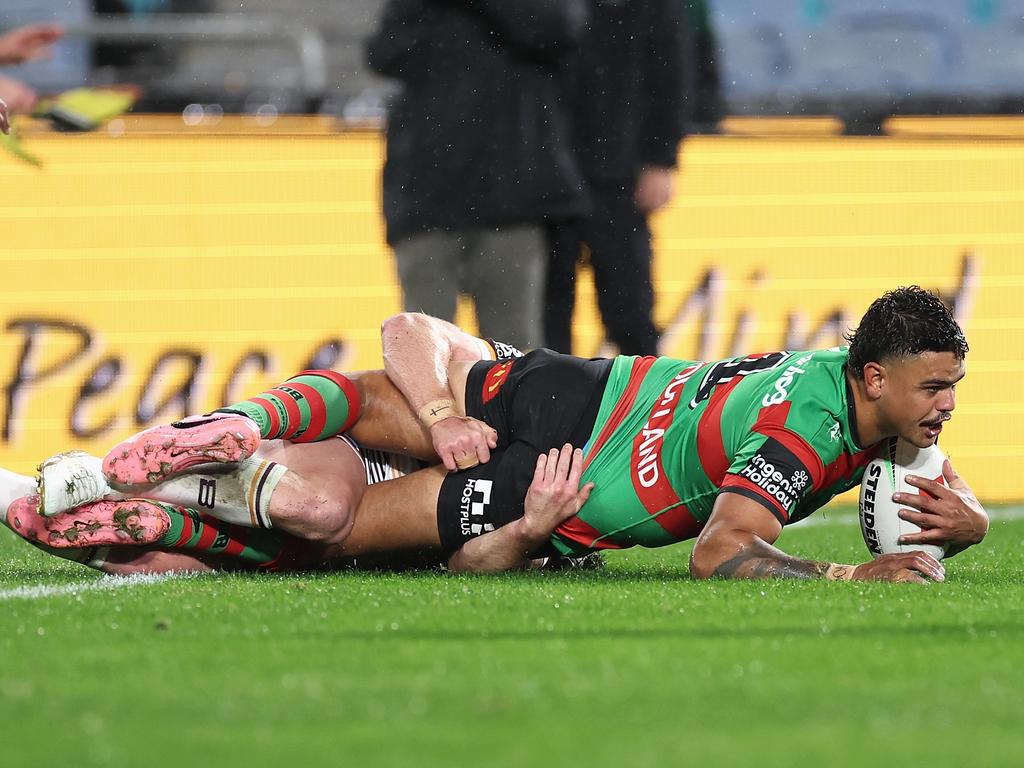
[[633, 364, 701, 492], [489, 339, 523, 360], [761, 353, 814, 406], [861, 462, 883, 555], [482, 360, 514, 404], [459, 478, 495, 537], [792, 470, 810, 490], [738, 452, 809, 510], [829, 421, 842, 442]]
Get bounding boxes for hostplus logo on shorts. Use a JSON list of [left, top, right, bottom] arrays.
[[739, 454, 809, 509], [459, 478, 495, 536]]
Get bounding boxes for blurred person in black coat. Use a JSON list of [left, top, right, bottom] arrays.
[[367, 0, 589, 350], [544, 0, 689, 357]]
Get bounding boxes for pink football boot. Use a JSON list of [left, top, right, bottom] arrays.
[[6, 495, 169, 548], [103, 413, 260, 486]]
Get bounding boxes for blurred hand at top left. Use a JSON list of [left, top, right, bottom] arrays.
[[0, 75, 38, 117], [0, 96, 8, 134], [0, 23, 64, 66]]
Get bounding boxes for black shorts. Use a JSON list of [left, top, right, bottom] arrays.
[[436, 349, 612, 556]]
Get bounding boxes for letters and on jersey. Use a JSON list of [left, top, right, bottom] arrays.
[[551, 348, 881, 555]]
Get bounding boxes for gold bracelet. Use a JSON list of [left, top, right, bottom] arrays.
[[418, 398, 455, 427], [824, 562, 857, 581]]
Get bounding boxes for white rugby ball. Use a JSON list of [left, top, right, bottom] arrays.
[[859, 437, 948, 560]]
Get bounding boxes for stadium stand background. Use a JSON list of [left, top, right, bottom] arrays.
[[713, 0, 1024, 127], [2, 1, 1023, 502], [7, 1, 1024, 125]]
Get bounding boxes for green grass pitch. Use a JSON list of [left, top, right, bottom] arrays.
[[2, 507, 1022, 768]]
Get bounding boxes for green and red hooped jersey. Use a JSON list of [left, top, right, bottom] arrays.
[[550, 348, 882, 555]]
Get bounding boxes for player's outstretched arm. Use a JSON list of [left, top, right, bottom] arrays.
[[895, 459, 989, 557], [382, 312, 499, 471], [690, 493, 946, 584], [447, 445, 592, 573]]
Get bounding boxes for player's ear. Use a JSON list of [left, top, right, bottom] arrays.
[[863, 361, 885, 399]]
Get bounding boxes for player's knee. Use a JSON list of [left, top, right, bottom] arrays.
[[298, 497, 356, 547]]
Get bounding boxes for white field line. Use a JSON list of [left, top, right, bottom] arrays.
[[791, 505, 1024, 528], [0, 572, 199, 601]]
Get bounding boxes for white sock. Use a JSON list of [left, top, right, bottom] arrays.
[[0, 467, 36, 527], [143, 456, 287, 528]]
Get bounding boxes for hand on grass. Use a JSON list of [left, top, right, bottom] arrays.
[[852, 551, 945, 584]]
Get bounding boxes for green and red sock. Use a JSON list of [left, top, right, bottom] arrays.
[[217, 370, 360, 443], [156, 503, 314, 571]]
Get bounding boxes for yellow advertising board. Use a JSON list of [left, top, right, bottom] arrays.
[[2, 123, 1022, 501]]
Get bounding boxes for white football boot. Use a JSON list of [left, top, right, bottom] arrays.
[[1, 466, 105, 566], [0, 466, 37, 527], [36, 451, 115, 517]]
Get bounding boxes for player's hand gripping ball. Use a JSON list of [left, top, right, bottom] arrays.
[[859, 437, 947, 560]]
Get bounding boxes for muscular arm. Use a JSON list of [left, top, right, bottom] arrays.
[[382, 312, 487, 413], [447, 517, 545, 574], [690, 494, 829, 580], [691, 492, 945, 583], [381, 312, 498, 470]]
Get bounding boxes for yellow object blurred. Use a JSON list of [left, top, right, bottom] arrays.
[[718, 116, 845, 136], [0, 124, 42, 166], [2, 88, 138, 166], [34, 87, 138, 131]]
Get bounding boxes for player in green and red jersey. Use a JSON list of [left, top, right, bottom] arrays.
[[348, 286, 986, 583], [545, 347, 875, 554], [10, 289, 989, 582]]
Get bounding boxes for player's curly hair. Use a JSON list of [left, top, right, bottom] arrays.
[[845, 286, 968, 378]]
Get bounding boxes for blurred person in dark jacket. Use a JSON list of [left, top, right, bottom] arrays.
[[544, 0, 688, 357], [366, 0, 588, 350]]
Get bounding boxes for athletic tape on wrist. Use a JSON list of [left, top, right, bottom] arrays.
[[824, 562, 857, 581], [418, 399, 455, 428], [454, 454, 479, 471]]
